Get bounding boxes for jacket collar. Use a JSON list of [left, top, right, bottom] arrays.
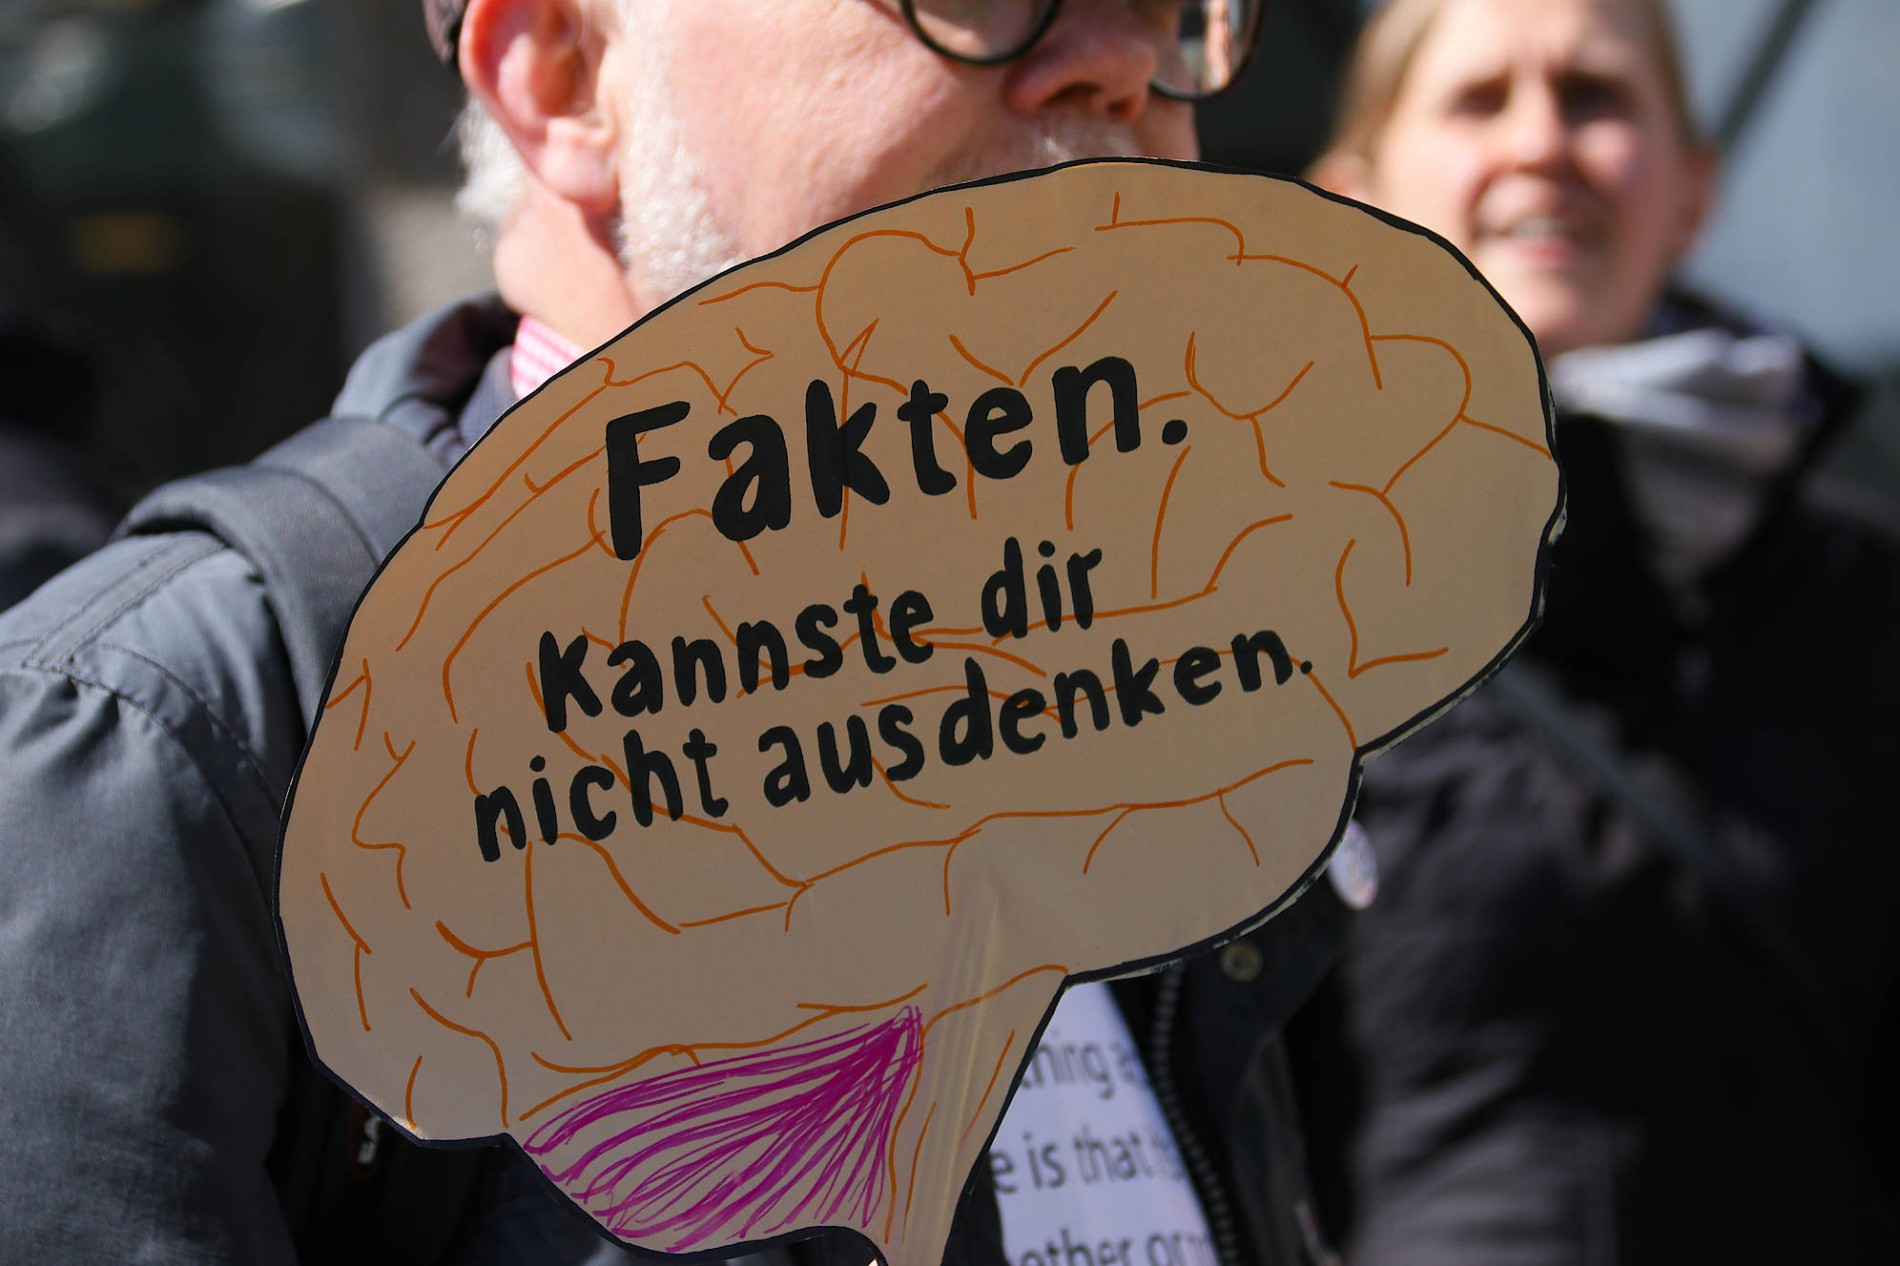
[[330, 292, 518, 452]]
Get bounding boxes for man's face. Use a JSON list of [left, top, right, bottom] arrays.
[[601, 0, 1200, 307]]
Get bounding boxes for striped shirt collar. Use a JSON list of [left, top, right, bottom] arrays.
[[510, 314, 583, 400]]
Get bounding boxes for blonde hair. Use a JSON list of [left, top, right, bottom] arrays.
[[1319, 0, 1702, 168]]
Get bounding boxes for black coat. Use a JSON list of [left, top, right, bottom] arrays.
[[1292, 366, 1900, 1264]]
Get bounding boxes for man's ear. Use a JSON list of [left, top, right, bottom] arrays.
[[460, 0, 619, 215], [1308, 152, 1373, 203]]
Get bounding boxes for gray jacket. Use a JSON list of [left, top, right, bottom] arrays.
[[0, 296, 521, 1262], [0, 294, 1345, 1265]]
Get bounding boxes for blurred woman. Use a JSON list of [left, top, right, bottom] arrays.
[[1288, 1, 1900, 1262]]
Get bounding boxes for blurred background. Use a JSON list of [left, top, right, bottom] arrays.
[[1, 0, 1894, 506]]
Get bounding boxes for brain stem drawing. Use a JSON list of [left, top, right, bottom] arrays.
[[280, 162, 1558, 1266]]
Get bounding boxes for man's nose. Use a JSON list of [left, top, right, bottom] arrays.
[[1004, 0, 1163, 121]]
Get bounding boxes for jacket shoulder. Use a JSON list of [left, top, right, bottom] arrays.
[[0, 528, 307, 844]]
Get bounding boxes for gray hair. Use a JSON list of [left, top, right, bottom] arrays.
[[455, 96, 526, 229]]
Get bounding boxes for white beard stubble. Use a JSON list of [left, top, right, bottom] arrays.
[[614, 27, 1141, 308]]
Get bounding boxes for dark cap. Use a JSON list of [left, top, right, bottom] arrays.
[[424, 0, 467, 65]]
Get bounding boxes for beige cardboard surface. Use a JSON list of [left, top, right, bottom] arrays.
[[279, 160, 1559, 1266]]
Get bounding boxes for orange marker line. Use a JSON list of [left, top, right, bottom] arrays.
[[804, 837, 951, 891], [1461, 413, 1554, 459], [325, 670, 365, 708], [815, 229, 961, 372], [400, 490, 541, 654], [1341, 271, 1382, 391], [677, 902, 792, 930], [587, 488, 620, 561], [1082, 589, 1221, 624], [914, 621, 986, 639], [1260, 359, 1317, 414], [523, 443, 606, 498], [1250, 419, 1276, 487], [531, 1043, 688, 1078], [697, 279, 820, 306], [1064, 418, 1123, 531], [442, 533, 602, 722], [1352, 647, 1451, 677], [355, 662, 374, 751], [435, 919, 532, 999], [886, 1072, 925, 1242], [1330, 481, 1414, 586], [796, 983, 929, 1016], [1204, 514, 1295, 592], [949, 334, 1012, 386], [523, 658, 545, 718], [1217, 793, 1261, 867], [351, 739, 416, 909], [523, 844, 573, 1042], [875, 759, 951, 811], [962, 1032, 1017, 1145], [1335, 539, 1362, 678], [421, 380, 609, 549], [956, 206, 980, 294], [435, 919, 531, 962], [862, 683, 1025, 709], [969, 246, 1073, 285], [690, 815, 805, 890], [404, 1055, 422, 1130], [567, 835, 681, 935], [902, 1101, 936, 1233], [598, 356, 723, 398], [1234, 252, 1345, 289], [836, 325, 885, 552], [1304, 668, 1358, 749], [870, 666, 1064, 719], [716, 326, 775, 414], [1386, 415, 1462, 499], [326, 660, 373, 751], [1151, 445, 1192, 600], [1082, 807, 1139, 873], [1374, 333, 1475, 491], [1099, 212, 1247, 259], [320, 871, 373, 1032], [463, 728, 482, 798], [617, 507, 720, 642], [925, 964, 1068, 1036], [1221, 757, 1316, 797], [518, 1045, 701, 1122], [1182, 333, 1241, 422], [553, 723, 601, 773], [1018, 290, 1119, 387], [928, 640, 1047, 678], [409, 987, 510, 1126]]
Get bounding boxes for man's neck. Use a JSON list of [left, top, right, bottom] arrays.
[[493, 183, 653, 349]]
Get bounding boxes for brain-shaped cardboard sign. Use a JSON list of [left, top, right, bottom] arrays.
[[281, 160, 1558, 1265]]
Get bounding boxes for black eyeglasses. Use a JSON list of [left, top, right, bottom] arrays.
[[428, 1, 1263, 100], [897, 0, 1264, 100]]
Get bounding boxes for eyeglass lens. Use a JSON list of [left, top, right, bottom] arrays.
[[903, 0, 1262, 99]]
